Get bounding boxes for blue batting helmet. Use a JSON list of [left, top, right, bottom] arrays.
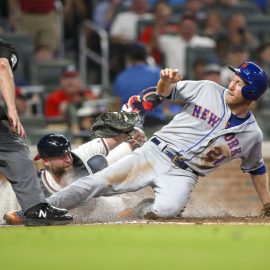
[[228, 61, 269, 101], [36, 133, 71, 159]]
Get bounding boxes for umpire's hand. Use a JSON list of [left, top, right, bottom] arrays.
[[8, 109, 26, 138]]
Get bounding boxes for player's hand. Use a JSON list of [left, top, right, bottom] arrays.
[[7, 109, 26, 138], [160, 68, 183, 84], [127, 127, 147, 150]]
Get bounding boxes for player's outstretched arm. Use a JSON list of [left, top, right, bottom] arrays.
[[104, 127, 146, 152], [157, 68, 183, 97], [103, 134, 129, 151], [251, 173, 270, 215]]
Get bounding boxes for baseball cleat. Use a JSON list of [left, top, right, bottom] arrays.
[[3, 210, 25, 225], [24, 203, 73, 226]]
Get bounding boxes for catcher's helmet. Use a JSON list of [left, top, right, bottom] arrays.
[[36, 133, 71, 159], [228, 61, 269, 101]]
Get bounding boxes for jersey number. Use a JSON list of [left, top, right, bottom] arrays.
[[206, 147, 226, 166]]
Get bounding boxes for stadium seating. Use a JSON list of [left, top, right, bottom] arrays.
[[30, 58, 74, 89], [247, 15, 270, 42], [185, 47, 218, 80]]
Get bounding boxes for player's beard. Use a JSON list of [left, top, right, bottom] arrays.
[[61, 167, 75, 187], [51, 164, 73, 178]]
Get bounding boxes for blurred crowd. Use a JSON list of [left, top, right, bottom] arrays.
[[0, 0, 270, 142]]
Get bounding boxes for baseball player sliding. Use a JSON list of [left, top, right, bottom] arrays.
[[46, 61, 270, 219], [4, 115, 146, 224]]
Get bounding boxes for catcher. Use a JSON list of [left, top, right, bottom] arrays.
[[3, 87, 162, 224]]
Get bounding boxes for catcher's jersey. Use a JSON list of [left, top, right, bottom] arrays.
[[39, 138, 133, 196], [72, 138, 109, 177], [154, 80, 264, 176], [39, 169, 62, 197]]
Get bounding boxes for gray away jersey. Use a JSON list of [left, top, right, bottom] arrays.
[[154, 80, 264, 176]]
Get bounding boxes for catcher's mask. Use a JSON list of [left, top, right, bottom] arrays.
[[35, 133, 71, 160], [228, 61, 268, 101]]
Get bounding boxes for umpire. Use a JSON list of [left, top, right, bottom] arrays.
[[0, 39, 72, 226]]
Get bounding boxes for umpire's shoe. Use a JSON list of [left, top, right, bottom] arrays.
[[25, 203, 73, 226]]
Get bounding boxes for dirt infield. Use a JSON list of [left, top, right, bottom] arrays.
[[2, 184, 270, 226], [149, 216, 270, 224], [38, 216, 268, 227], [1, 217, 270, 227], [70, 215, 270, 226]]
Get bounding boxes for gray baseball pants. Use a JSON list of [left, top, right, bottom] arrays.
[[47, 141, 198, 218], [0, 121, 46, 212]]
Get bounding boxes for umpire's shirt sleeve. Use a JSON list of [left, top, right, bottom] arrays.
[[0, 39, 19, 71]]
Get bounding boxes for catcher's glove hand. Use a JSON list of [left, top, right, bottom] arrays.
[[127, 127, 147, 150], [261, 203, 270, 217], [91, 112, 140, 138]]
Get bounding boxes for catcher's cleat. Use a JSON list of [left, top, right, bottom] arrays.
[[24, 203, 73, 226], [4, 210, 25, 225]]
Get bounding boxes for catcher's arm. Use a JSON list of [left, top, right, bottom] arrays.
[[103, 134, 129, 151], [251, 173, 270, 216], [106, 142, 132, 165], [96, 126, 146, 152], [106, 128, 147, 165], [157, 68, 183, 97]]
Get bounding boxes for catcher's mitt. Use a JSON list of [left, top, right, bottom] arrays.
[[91, 112, 140, 138], [261, 203, 270, 217]]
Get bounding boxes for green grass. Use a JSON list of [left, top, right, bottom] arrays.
[[0, 224, 270, 270]]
